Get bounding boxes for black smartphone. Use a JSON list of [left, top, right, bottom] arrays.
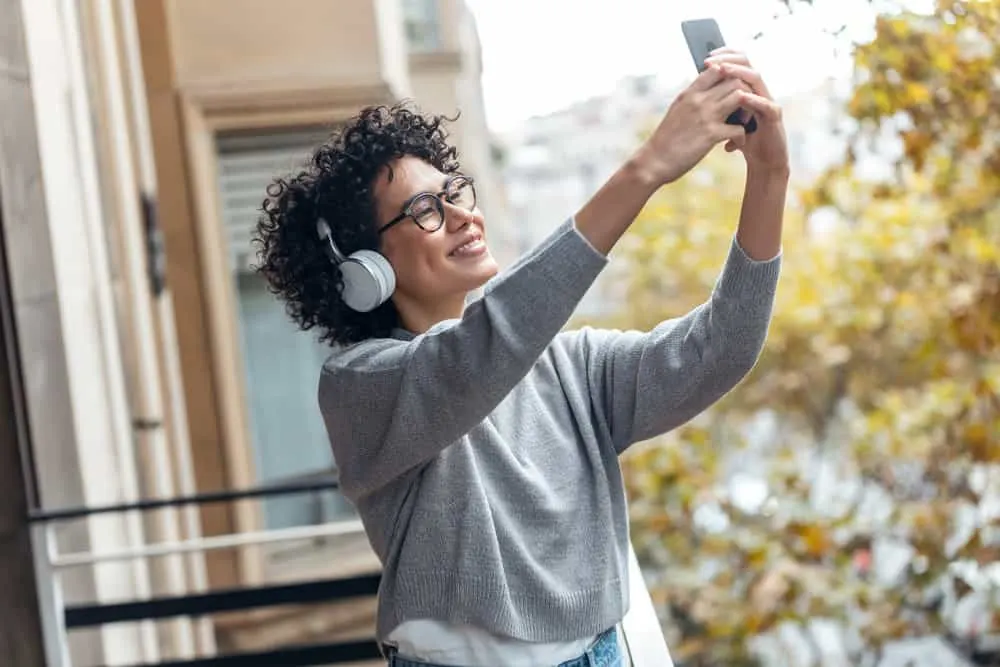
[[680, 18, 757, 134]]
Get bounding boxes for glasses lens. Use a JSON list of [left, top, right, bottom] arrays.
[[410, 194, 443, 231], [448, 179, 476, 210]]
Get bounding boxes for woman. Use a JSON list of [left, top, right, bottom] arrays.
[[255, 50, 788, 667]]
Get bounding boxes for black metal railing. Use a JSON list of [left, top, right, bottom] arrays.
[[29, 475, 384, 667], [27, 472, 344, 523]]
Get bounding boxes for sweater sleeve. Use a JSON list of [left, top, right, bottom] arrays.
[[568, 237, 781, 454], [319, 219, 608, 500]]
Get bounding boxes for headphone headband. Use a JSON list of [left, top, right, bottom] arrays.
[[316, 218, 347, 264]]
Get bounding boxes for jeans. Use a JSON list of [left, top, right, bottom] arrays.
[[385, 626, 624, 667]]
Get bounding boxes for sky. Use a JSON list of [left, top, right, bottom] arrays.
[[464, 0, 929, 132]]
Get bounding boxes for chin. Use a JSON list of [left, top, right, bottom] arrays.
[[442, 240, 500, 291], [466, 255, 500, 289]]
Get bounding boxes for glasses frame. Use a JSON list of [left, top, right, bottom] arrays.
[[377, 175, 476, 235]]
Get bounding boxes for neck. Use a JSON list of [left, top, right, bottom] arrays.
[[394, 292, 468, 334]]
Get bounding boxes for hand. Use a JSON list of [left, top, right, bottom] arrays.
[[632, 65, 752, 186], [704, 49, 789, 174]]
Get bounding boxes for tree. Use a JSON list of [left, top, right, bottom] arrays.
[[585, 2, 1000, 664]]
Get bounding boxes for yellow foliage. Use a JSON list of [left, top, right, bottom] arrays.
[[581, 1, 1000, 663]]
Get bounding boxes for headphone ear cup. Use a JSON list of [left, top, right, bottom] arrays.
[[353, 250, 395, 303], [339, 250, 395, 312]]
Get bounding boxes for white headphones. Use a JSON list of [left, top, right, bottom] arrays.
[[316, 218, 396, 312]]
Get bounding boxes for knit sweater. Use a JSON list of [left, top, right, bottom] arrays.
[[318, 218, 781, 643]]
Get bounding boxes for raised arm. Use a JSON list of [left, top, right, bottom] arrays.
[[320, 64, 759, 500], [568, 51, 790, 452], [567, 236, 781, 453]]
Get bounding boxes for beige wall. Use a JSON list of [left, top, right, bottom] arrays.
[[0, 0, 506, 660], [136, 0, 512, 596], [135, 0, 414, 594], [137, 0, 248, 591], [0, 0, 62, 662], [168, 0, 410, 98], [408, 1, 518, 265], [9, 0, 176, 662]]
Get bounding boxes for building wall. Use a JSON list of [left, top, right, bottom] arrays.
[[136, 0, 416, 590], [167, 0, 411, 98], [500, 75, 669, 318], [133, 0, 508, 650], [407, 0, 517, 266], [79, 0, 213, 656], [2, 0, 179, 662], [0, 0, 510, 659], [0, 0, 58, 662]]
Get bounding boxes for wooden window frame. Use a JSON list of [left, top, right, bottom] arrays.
[[178, 82, 394, 585]]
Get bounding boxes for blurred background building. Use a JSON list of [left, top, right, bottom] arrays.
[[0, 0, 512, 664], [497, 73, 847, 319], [498, 74, 672, 318]]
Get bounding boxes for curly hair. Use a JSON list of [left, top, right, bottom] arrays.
[[253, 102, 461, 346]]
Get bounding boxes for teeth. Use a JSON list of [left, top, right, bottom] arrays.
[[452, 239, 481, 255]]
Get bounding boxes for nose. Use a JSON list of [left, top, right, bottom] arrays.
[[443, 200, 474, 232]]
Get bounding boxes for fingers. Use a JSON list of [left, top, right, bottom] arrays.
[[715, 87, 747, 121], [689, 64, 727, 92], [706, 60, 778, 131], [704, 50, 751, 69], [706, 75, 753, 103], [680, 51, 777, 147], [719, 123, 747, 148], [735, 91, 782, 123], [709, 46, 744, 58], [716, 63, 774, 100]]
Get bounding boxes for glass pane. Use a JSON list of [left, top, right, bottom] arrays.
[[403, 0, 441, 51]]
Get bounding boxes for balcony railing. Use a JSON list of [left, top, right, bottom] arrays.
[[28, 470, 677, 667], [28, 476, 384, 667]]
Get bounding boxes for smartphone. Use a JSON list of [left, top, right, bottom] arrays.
[[681, 18, 756, 133]]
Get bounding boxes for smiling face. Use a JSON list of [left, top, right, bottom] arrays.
[[373, 155, 499, 332]]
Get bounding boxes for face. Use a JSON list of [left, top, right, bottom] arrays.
[[372, 156, 499, 316]]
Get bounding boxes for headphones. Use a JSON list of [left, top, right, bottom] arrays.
[[316, 218, 396, 312]]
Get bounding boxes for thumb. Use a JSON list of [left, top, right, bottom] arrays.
[[723, 126, 747, 153]]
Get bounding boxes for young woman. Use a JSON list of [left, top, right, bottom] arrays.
[[255, 50, 788, 667]]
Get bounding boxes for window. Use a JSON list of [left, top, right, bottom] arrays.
[[215, 129, 356, 530], [403, 0, 441, 52]]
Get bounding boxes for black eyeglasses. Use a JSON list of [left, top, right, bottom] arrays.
[[377, 175, 477, 235]]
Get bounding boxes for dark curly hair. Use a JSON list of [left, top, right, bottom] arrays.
[[253, 102, 461, 346]]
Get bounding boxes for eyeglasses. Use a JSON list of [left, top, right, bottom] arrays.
[[377, 175, 477, 235]]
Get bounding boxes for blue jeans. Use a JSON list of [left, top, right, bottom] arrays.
[[385, 626, 624, 667]]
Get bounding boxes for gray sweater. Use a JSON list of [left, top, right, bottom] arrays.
[[318, 218, 780, 643]]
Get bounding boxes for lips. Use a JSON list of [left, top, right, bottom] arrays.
[[449, 233, 485, 257]]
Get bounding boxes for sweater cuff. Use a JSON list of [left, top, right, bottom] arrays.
[[733, 236, 782, 264], [569, 215, 607, 259], [714, 235, 782, 302]]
